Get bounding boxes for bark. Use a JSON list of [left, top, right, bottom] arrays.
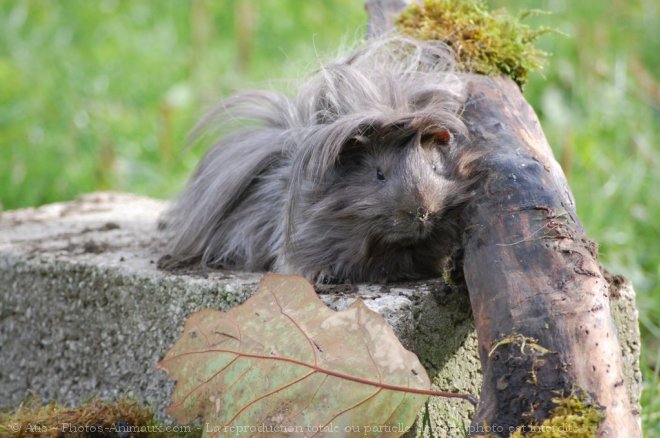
[[459, 75, 640, 436]]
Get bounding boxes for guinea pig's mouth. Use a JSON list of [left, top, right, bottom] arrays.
[[387, 216, 435, 242], [413, 220, 434, 239]]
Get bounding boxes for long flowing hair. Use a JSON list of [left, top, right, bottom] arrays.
[[162, 36, 467, 279]]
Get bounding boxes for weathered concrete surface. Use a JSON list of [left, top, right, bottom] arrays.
[[0, 192, 640, 435]]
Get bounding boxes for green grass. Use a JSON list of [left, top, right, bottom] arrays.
[[1, 0, 658, 434], [397, 0, 552, 86], [0, 0, 367, 208]]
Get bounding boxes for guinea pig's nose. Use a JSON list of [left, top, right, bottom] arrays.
[[413, 207, 430, 222]]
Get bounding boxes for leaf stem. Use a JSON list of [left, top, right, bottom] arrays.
[[161, 348, 479, 405]]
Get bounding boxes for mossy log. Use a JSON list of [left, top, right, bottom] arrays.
[[366, 2, 641, 436], [458, 75, 640, 436]]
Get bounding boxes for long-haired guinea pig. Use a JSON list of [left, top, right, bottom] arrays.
[[160, 37, 472, 283]]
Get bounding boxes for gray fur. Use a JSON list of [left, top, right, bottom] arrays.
[[162, 37, 471, 283]]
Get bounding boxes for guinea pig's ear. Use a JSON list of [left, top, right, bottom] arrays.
[[421, 128, 453, 148], [342, 126, 373, 152], [338, 135, 369, 162], [351, 134, 370, 145], [335, 128, 373, 167]]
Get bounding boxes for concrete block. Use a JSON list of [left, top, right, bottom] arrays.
[[0, 192, 640, 435]]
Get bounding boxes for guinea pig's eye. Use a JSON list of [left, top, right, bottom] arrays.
[[376, 168, 386, 181]]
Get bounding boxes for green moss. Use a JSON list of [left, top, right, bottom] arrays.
[[396, 0, 553, 86], [510, 392, 604, 437], [0, 397, 202, 437], [488, 334, 553, 358]]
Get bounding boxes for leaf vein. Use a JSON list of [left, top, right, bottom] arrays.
[[268, 286, 319, 366]]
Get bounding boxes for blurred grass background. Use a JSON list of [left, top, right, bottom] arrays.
[[0, 0, 657, 432]]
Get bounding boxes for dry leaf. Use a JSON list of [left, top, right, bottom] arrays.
[[158, 273, 430, 437]]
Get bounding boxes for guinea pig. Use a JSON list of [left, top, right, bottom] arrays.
[[160, 37, 471, 283]]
